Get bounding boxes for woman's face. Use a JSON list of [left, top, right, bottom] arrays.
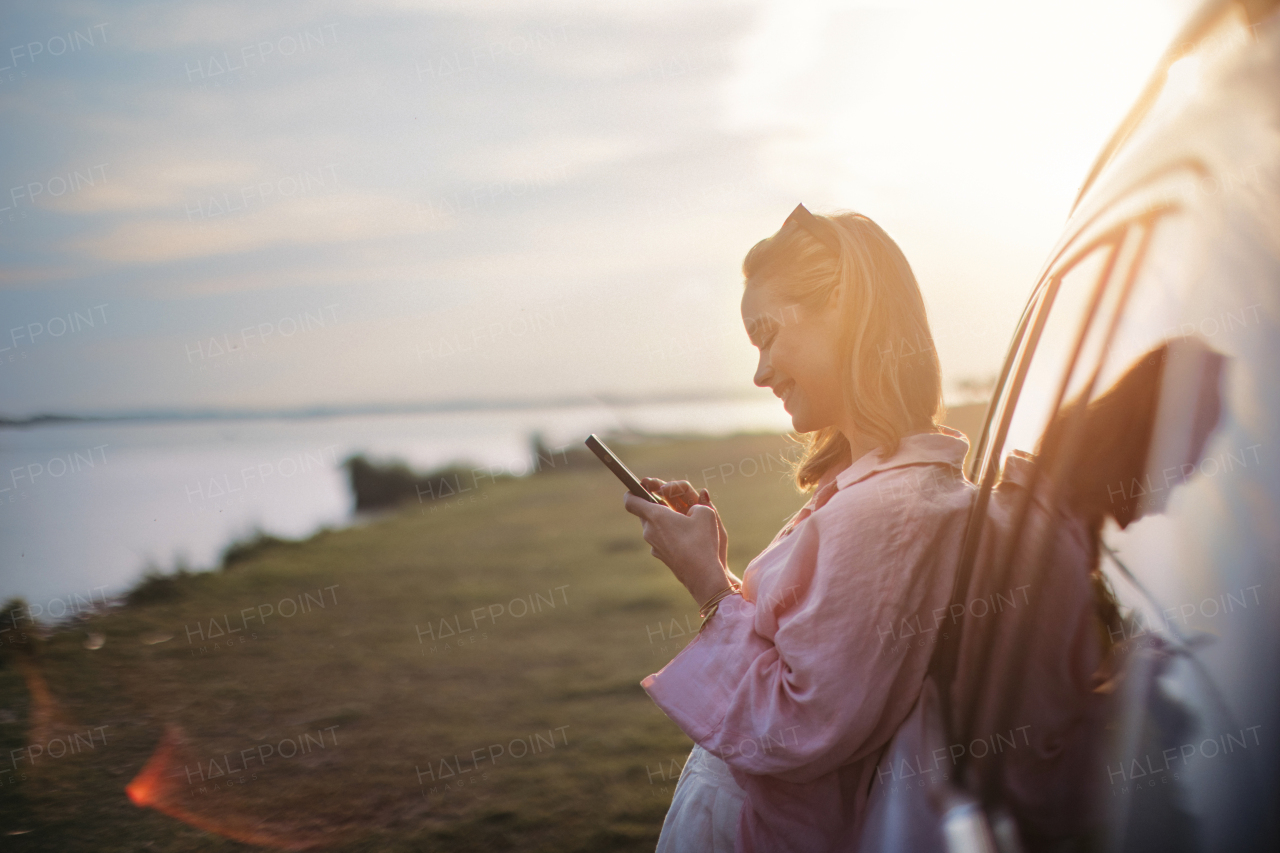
[[741, 279, 846, 433]]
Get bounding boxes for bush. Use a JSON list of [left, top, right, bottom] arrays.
[[0, 598, 35, 660], [125, 569, 191, 606], [343, 454, 505, 511], [221, 531, 299, 569], [343, 455, 422, 511]]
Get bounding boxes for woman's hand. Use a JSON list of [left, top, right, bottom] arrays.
[[642, 478, 730, 575], [641, 476, 698, 514], [624, 480, 736, 606]]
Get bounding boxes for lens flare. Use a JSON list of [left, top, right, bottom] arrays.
[[126, 724, 336, 850]]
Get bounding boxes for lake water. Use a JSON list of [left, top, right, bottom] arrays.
[[0, 399, 791, 612]]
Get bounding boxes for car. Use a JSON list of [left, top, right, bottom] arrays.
[[863, 1, 1280, 850]]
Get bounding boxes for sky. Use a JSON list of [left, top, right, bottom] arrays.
[[0, 0, 1200, 418]]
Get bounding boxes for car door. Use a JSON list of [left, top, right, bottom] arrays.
[[946, 3, 1280, 851]]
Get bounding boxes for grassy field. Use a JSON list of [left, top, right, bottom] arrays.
[[0, 407, 985, 852]]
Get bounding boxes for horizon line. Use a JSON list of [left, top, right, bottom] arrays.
[[0, 389, 991, 429], [0, 388, 770, 428]]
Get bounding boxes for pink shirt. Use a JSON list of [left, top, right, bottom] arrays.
[[642, 427, 975, 852]]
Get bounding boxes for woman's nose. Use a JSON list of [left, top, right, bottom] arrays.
[[753, 351, 772, 387]]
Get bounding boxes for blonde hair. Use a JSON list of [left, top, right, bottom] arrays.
[[742, 209, 943, 492]]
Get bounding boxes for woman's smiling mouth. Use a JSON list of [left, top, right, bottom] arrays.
[[775, 381, 794, 407]]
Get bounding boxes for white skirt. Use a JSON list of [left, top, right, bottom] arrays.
[[655, 745, 748, 853]]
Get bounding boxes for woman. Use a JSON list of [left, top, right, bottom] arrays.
[[624, 204, 975, 852]]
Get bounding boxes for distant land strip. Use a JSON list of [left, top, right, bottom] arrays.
[[0, 388, 772, 428]]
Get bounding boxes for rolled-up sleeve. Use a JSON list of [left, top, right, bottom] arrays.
[[641, 481, 963, 786]]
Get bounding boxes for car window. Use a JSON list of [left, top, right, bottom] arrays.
[[1080, 205, 1274, 850], [967, 283, 1043, 484], [996, 244, 1113, 470]]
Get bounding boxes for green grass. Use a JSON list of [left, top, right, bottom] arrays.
[[0, 432, 818, 852], [0, 406, 986, 852]]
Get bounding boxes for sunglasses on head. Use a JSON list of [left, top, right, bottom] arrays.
[[782, 203, 842, 255]]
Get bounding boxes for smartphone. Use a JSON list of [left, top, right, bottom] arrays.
[[584, 434, 666, 505]]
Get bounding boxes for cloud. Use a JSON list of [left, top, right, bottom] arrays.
[[71, 191, 445, 263], [43, 158, 261, 214]]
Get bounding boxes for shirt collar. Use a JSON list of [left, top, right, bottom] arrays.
[[998, 449, 1037, 490], [996, 448, 1059, 514], [818, 425, 971, 494]]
